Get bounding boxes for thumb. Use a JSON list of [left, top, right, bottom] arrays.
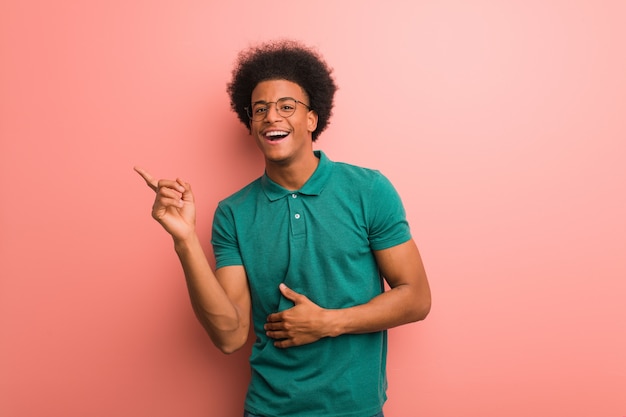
[[279, 283, 303, 303]]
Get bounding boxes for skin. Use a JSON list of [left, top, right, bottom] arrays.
[[135, 79, 431, 353], [250, 80, 320, 190]]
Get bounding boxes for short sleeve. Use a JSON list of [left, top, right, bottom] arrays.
[[211, 203, 244, 269], [367, 172, 412, 251]]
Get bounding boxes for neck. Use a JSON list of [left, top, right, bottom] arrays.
[[265, 150, 319, 190]]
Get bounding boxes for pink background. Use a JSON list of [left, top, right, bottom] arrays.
[[1, 1, 624, 416]]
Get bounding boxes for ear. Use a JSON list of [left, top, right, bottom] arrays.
[[307, 110, 318, 133]]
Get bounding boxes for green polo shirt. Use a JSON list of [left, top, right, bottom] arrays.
[[212, 151, 411, 417]]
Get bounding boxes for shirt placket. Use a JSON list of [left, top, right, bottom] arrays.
[[287, 192, 306, 238]]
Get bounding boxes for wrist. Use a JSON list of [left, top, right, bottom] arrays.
[[173, 232, 201, 254], [324, 309, 345, 338]]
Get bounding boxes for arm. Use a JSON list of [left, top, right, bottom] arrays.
[[265, 238, 431, 348], [175, 237, 251, 354], [336, 238, 431, 333], [134, 167, 250, 354]]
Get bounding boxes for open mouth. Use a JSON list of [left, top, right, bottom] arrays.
[[265, 131, 290, 141]]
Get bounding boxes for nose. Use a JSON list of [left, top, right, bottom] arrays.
[[264, 104, 283, 122]]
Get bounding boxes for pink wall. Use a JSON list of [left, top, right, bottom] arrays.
[[1, 1, 624, 416]]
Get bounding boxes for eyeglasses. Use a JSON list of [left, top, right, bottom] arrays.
[[245, 97, 311, 121]]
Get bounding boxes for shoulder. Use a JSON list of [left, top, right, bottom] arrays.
[[330, 160, 394, 191], [333, 159, 382, 180], [217, 176, 263, 208]]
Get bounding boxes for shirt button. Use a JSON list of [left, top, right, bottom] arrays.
[[294, 213, 301, 219], [292, 193, 297, 199]]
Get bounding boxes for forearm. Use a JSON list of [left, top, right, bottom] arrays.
[[265, 263, 430, 348], [326, 238, 432, 337], [174, 233, 248, 353], [326, 284, 431, 337]]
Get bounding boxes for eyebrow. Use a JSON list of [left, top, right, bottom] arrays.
[[251, 97, 298, 105]]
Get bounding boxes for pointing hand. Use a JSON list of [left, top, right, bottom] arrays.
[[134, 166, 196, 241]]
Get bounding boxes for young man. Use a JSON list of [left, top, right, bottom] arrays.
[[135, 40, 431, 417]]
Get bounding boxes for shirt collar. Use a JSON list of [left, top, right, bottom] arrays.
[[261, 150, 333, 201]]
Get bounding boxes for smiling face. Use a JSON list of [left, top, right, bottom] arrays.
[[249, 79, 318, 168]]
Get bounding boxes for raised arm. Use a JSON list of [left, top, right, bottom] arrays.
[[134, 167, 250, 354]]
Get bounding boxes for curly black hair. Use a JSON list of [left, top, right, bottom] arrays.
[[227, 40, 337, 142]]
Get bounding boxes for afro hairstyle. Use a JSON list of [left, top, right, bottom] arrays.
[[227, 40, 337, 142]]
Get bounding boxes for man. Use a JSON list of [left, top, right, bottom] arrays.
[[135, 40, 431, 417]]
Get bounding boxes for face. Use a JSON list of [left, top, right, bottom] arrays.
[[249, 79, 318, 166]]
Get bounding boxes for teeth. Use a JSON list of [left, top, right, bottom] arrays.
[[266, 131, 288, 137]]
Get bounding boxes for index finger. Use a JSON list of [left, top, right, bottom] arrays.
[[266, 312, 283, 323], [133, 166, 158, 192]]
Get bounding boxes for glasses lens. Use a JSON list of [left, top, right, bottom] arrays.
[[276, 98, 297, 118], [249, 103, 268, 121]]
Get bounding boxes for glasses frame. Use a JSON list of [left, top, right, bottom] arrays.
[[245, 97, 311, 121]]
